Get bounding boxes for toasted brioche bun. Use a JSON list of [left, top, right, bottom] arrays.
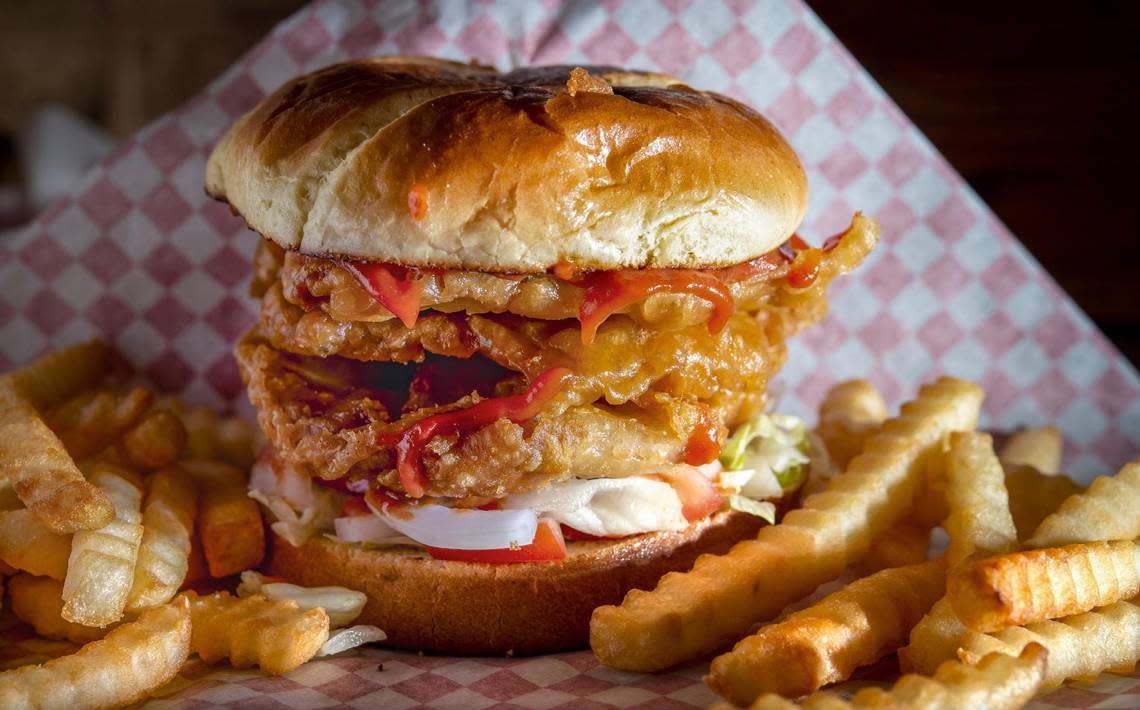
[[206, 57, 807, 272], [265, 499, 798, 655]]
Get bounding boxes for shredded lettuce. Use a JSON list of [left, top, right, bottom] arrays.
[[720, 412, 810, 489], [249, 485, 341, 547], [727, 494, 776, 523]]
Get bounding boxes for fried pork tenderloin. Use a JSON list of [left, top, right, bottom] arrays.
[[237, 215, 873, 498]]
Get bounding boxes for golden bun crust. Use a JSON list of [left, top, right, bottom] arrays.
[[207, 57, 807, 272], [264, 504, 797, 655]]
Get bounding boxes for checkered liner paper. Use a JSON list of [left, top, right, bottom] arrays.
[[1, 0, 1137, 707]]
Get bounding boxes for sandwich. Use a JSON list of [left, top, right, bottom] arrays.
[[205, 57, 878, 654]]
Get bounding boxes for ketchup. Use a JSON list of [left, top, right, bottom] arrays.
[[576, 269, 735, 345], [787, 248, 823, 289], [342, 262, 429, 328], [376, 367, 573, 498], [682, 409, 723, 465], [407, 184, 428, 220]]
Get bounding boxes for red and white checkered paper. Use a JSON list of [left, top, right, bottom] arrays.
[[2, 0, 1138, 707]]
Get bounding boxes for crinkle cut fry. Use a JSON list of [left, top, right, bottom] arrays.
[[0, 598, 191, 710], [898, 432, 1018, 675], [998, 426, 1062, 474], [960, 598, 1140, 688], [9, 574, 106, 644], [815, 379, 887, 471], [0, 377, 114, 533], [126, 466, 197, 611], [7, 340, 111, 411], [718, 643, 1047, 710], [855, 518, 932, 576], [184, 591, 330, 675], [590, 377, 983, 671], [1028, 460, 1140, 547], [949, 539, 1140, 632], [1003, 464, 1084, 543], [943, 432, 1019, 568], [62, 464, 144, 627], [706, 559, 946, 704]]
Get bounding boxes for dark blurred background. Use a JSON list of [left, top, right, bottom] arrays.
[[1, 1, 1137, 365]]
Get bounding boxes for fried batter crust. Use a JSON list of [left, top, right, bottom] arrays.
[[238, 216, 878, 498], [269, 245, 792, 330], [237, 337, 736, 497]]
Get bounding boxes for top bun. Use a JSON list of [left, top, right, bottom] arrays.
[[206, 57, 807, 272]]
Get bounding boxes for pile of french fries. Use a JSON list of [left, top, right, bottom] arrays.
[[0, 341, 382, 709], [591, 377, 1140, 709]]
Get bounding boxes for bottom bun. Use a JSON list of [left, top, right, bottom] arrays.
[[265, 494, 798, 656]]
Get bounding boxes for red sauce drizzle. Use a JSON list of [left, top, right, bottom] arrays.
[[376, 367, 573, 498], [342, 262, 428, 328], [575, 269, 735, 345], [711, 251, 791, 283], [682, 409, 723, 465], [787, 248, 823, 289], [407, 184, 428, 220]]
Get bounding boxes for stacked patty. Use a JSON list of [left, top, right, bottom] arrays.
[[211, 57, 876, 505]]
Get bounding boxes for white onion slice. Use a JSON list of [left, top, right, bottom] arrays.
[[333, 515, 402, 545], [249, 448, 313, 508], [366, 499, 539, 550], [504, 477, 687, 537], [237, 571, 366, 627], [317, 625, 387, 657], [248, 455, 277, 495]]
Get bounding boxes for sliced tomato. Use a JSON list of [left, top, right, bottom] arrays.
[[661, 467, 725, 522], [425, 518, 567, 564], [560, 524, 605, 541], [340, 496, 370, 517]]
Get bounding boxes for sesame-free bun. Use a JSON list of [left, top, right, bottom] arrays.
[[206, 57, 808, 272], [264, 504, 796, 655]]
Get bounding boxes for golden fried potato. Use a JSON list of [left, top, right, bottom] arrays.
[[943, 432, 1018, 567], [119, 410, 187, 471], [899, 431, 1019, 675], [1003, 463, 1084, 542], [898, 598, 966, 676], [855, 519, 932, 575], [184, 591, 329, 675], [184, 527, 210, 586], [181, 459, 265, 577], [591, 377, 983, 671], [9, 574, 106, 644], [50, 386, 152, 460], [737, 643, 1047, 710], [125, 465, 197, 611], [816, 380, 888, 470], [1028, 461, 1140, 547], [960, 598, 1140, 688], [62, 464, 144, 627], [999, 426, 1062, 474], [0, 377, 114, 533], [0, 509, 71, 580], [8, 340, 111, 411], [707, 559, 946, 704], [0, 597, 190, 710], [181, 407, 259, 469], [949, 540, 1140, 632]]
